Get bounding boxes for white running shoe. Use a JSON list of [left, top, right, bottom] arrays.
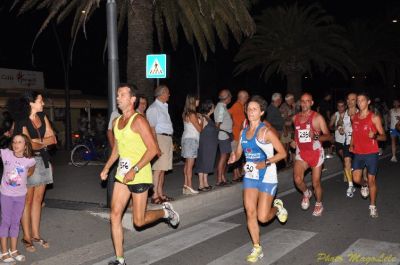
[[390, 156, 398, 162], [346, 186, 356, 198], [312, 202, 324, 217], [361, 185, 370, 199], [301, 190, 312, 210], [162, 202, 180, 227], [369, 205, 378, 218], [273, 199, 288, 223]]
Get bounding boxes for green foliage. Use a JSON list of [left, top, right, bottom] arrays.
[[234, 3, 353, 82], [12, 0, 256, 61]]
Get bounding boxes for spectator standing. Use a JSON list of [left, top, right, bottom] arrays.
[[389, 99, 400, 162], [228, 90, 249, 181], [147, 85, 174, 204], [214, 89, 233, 186], [266, 93, 284, 134], [135, 95, 148, 117], [181, 94, 203, 195], [194, 100, 218, 191], [78, 110, 89, 135], [10, 91, 57, 251], [0, 134, 36, 264], [280, 94, 296, 165]]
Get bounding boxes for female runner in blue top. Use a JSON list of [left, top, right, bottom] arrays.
[[228, 95, 288, 263]]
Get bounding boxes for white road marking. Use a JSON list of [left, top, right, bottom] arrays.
[[207, 228, 316, 265], [328, 239, 400, 265], [92, 221, 240, 265]]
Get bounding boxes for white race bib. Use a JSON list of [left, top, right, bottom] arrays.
[[298, 129, 311, 143], [243, 162, 259, 180], [117, 158, 132, 176]]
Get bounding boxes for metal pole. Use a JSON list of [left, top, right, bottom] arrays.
[[106, 0, 119, 116], [52, 22, 72, 150], [106, 0, 119, 208]]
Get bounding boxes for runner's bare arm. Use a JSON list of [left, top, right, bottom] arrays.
[[107, 117, 118, 149], [264, 128, 287, 165], [372, 114, 387, 142], [315, 114, 332, 142], [228, 130, 243, 164], [329, 113, 337, 130], [100, 119, 119, 180]]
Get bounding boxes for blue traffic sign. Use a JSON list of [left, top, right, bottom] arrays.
[[146, 54, 167, 79]]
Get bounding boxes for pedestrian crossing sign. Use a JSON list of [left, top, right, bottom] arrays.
[[146, 54, 167, 79]]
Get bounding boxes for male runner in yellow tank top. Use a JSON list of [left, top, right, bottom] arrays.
[[100, 84, 180, 265]]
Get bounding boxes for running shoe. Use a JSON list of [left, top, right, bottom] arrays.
[[273, 199, 288, 223], [108, 260, 126, 265], [246, 245, 263, 263], [162, 202, 180, 227], [369, 205, 378, 218], [390, 156, 398, 162], [312, 202, 324, 217], [346, 186, 356, 198], [361, 185, 370, 199], [301, 190, 312, 210]]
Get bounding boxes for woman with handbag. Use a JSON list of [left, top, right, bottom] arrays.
[[8, 91, 57, 252]]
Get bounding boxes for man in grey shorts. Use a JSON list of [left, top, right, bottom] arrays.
[[214, 89, 233, 186]]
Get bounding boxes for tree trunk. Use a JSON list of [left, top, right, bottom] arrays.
[[127, 1, 154, 101], [286, 72, 302, 99]]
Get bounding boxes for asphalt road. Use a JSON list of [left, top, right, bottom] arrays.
[[96, 156, 400, 265]]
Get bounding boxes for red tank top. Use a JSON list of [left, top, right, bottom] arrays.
[[294, 111, 321, 151], [352, 112, 378, 154]]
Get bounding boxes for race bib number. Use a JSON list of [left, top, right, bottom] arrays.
[[117, 158, 132, 176], [243, 162, 259, 180], [298, 129, 311, 143]]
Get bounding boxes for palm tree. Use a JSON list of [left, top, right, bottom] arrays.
[[346, 20, 400, 93], [234, 3, 353, 98], [12, 0, 256, 99]]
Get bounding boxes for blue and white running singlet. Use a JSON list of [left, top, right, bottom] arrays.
[[240, 123, 278, 195]]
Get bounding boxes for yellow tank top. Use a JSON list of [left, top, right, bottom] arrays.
[[113, 113, 152, 184]]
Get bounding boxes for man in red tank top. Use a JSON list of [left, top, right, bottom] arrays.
[[291, 93, 332, 216], [350, 92, 386, 218]]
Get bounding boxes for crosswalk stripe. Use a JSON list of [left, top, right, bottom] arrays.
[[207, 228, 316, 265], [92, 221, 240, 265], [327, 239, 400, 265]]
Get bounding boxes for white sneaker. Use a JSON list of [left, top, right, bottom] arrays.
[[361, 185, 369, 199], [301, 190, 312, 210], [312, 202, 324, 217], [162, 202, 180, 227], [369, 205, 378, 218], [390, 156, 398, 162], [273, 199, 288, 223], [346, 186, 356, 198]]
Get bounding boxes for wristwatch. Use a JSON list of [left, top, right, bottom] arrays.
[[133, 165, 140, 173], [265, 160, 271, 167]]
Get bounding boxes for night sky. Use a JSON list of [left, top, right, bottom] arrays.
[[0, 0, 399, 100]]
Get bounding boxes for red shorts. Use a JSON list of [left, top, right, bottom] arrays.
[[295, 148, 324, 168]]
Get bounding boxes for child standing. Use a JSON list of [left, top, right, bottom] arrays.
[[0, 134, 36, 264]]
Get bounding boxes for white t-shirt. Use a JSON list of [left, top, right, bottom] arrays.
[[390, 108, 400, 129]]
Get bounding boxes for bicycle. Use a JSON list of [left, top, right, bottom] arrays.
[[70, 132, 108, 167]]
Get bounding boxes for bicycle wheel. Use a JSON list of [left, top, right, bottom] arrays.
[[71, 145, 91, 167]]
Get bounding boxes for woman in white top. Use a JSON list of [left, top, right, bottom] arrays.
[[389, 99, 400, 162], [181, 94, 203, 194]]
